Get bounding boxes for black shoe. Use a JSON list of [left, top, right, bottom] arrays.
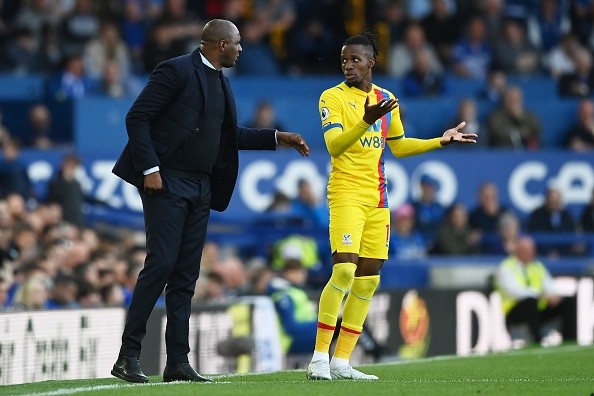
[[111, 355, 149, 383], [163, 363, 212, 382]]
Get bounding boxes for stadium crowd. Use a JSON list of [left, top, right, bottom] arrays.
[[1, 0, 594, 313]]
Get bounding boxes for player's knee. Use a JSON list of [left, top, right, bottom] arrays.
[[352, 275, 380, 297], [330, 262, 357, 290]]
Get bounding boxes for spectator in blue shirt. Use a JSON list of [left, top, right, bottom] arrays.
[[389, 203, 427, 260], [412, 175, 445, 248], [451, 16, 492, 79], [290, 178, 329, 228]]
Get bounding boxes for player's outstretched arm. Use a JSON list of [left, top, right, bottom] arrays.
[[439, 122, 478, 146], [325, 96, 399, 158]]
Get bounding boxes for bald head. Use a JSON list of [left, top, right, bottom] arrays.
[[201, 19, 238, 43], [200, 19, 242, 69], [515, 235, 536, 264]]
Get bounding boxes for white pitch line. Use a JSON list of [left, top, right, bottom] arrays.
[[23, 344, 594, 395]]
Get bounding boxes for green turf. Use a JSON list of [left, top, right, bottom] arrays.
[[2, 345, 594, 396]]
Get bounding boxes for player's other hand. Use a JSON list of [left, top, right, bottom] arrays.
[[277, 131, 310, 156], [363, 96, 399, 125], [440, 122, 478, 146]]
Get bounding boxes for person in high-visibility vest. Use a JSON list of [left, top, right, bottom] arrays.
[[495, 235, 576, 346]]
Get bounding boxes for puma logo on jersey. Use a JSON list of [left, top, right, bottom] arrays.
[[348, 102, 357, 109]]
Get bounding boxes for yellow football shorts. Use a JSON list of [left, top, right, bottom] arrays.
[[329, 203, 390, 259]]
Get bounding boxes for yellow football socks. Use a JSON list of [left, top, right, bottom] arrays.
[[314, 262, 357, 353], [333, 275, 380, 360]]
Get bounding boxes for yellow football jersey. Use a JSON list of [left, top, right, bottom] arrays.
[[320, 82, 404, 208]]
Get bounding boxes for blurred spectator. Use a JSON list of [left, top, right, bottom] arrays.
[[478, 67, 507, 104], [31, 22, 62, 74], [493, 19, 540, 75], [266, 190, 292, 214], [14, 0, 56, 42], [387, 22, 442, 78], [526, 185, 576, 256], [432, 202, 481, 255], [450, 98, 482, 145], [253, 0, 296, 63], [568, 0, 594, 46], [374, 0, 408, 57], [411, 175, 445, 248], [271, 234, 326, 288], [47, 53, 97, 101], [290, 179, 329, 228], [0, 110, 11, 144], [482, 211, 521, 255], [12, 273, 50, 310], [0, 275, 10, 309], [286, 16, 336, 75], [83, 20, 131, 79], [389, 203, 427, 260], [253, 260, 317, 357], [558, 47, 594, 97], [249, 101, 285, 132], [527, 0, 570, 53], [101, 282, 126, 307], [100, 60, 140, 98], [154, 0, 202, 54], [215, 256, 252, 297], [142, 22, 180, 73], [481, 0, 505, 44], [580, 188, 594, 232], [402, 47, 446, 97], [235, 19, 280, 76], [544, 32, 581, 79], [46, 272, 79, 309], [0, 139, 33, 199], [451, 16, 492, 79], [121, 0, 149, 74], [201, 271, 228, 302], [60, 0, 100, 56], [77, 281, 103, 307], [564, 99, 594, 151], [421, 0, 460, 66], [2, 27, 37, 74], [27, 104, 54, 149], [494, 235, 576, 346], [527, 185, 575, 233], [486, 86, 541, 149], [46, 153, 84, 227], [469, 182, 507, 236]]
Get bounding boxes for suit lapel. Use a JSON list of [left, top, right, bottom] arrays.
[[191, 48, 207, 105], [221, 75, 237, 124]]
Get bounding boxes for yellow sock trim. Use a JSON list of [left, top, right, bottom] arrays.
[[333, 275, 380, 360], [314, 262, 356, 353]]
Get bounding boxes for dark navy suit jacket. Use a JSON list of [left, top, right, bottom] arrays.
[[112, 48, 277, 212]]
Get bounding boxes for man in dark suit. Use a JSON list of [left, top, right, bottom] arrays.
[[110, 19, 310, 384]]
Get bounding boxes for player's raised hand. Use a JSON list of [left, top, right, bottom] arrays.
[[363, 95, 399, 125], [440, 122, 478, 146]]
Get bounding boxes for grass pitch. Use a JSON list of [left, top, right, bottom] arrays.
[[2, 344, 593, 396]]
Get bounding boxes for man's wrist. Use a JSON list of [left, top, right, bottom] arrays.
[[143, 166, 160, 175]]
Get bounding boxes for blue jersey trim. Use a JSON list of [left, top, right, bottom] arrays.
[[323, 123, 343, 132]]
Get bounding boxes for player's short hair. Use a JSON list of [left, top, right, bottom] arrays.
[[343, 30, 379, 59]]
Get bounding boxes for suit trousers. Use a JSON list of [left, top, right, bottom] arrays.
[[120, 175, 211, 363]]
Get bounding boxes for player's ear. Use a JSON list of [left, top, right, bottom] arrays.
[[368, 57, 375, 69]]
